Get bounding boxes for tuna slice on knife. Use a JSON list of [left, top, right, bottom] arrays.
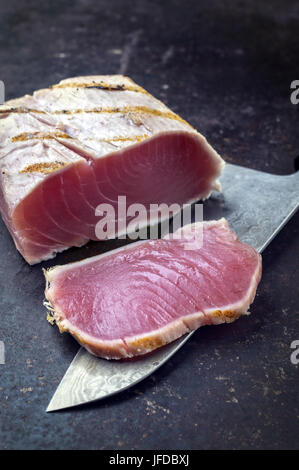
[[0, 75, 224, 264], [44, 219, 262, 359]]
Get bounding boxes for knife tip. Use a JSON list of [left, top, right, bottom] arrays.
[[46, 402, 60, 412], [46, 397, 87, 412], [46, 397, 69, 412]]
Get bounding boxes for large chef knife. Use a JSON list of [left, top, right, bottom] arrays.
[[46, 163, 299, 412]]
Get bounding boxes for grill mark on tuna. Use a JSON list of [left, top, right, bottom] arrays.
[[2, 106, 192, 127], [0, 107, 45, 114], [20, 161, 68, 174], [51, 81, 148, 94], [55, 106, 191, 127], [11, 131, 150, 144], [12, 132, 70, 142]]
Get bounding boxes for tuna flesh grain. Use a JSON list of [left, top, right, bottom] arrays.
[[0, 75, 224, 264], [44, 219, 262, 359]]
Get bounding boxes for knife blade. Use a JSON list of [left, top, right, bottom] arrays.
[[46, 163, 299, 411]]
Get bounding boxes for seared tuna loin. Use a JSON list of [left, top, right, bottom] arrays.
[[0, 75, 224, 264], [44, 219, 262, 359]]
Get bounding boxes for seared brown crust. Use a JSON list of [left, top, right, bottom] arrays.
[[11, 131, 149, 145], [20, 161, 68, 174], [3, 105, 192, 127], [11, 131, 71, 142], [52, 78, 149, 94], [44, 302, 247, 360]]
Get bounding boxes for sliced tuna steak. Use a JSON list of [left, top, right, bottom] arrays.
[[0, 75, 224, 264], [44, 219, 262, 359]]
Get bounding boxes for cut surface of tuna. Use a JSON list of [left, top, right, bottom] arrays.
[[0, 75, 224, 264], [44, 219, 262, 359]]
